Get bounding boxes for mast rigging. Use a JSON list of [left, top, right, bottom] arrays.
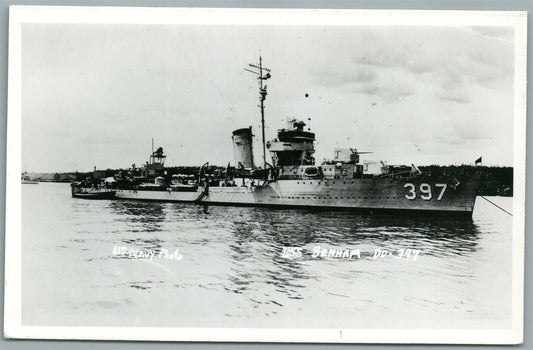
[[244, 56, 271, 168]]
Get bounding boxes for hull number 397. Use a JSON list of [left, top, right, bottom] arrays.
[[404, 183, 447, 200]]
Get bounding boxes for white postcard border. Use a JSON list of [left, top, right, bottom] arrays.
[[4, 6, 527, 344]]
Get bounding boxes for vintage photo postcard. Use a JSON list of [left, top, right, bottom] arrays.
[[4, 6, 527, 343]]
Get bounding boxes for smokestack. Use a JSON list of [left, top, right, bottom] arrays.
[[232, 126, 254, 169]]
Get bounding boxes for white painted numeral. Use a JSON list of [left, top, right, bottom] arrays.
[[404, 183, 416, 200], [435, 183, 447, 201], [420, 183, 432, 200], [404, 183, 446, 201]]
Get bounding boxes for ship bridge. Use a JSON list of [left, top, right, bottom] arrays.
[[146, 146, 166, 178], [267, 118, 315, 167]]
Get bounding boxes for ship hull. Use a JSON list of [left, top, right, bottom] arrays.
[[190, 201, 475, 218], [72, 190, 117, 199], [116, 189, 200, 202], [114, 176, 479, 217]]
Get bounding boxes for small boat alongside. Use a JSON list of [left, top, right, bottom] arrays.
[[71, 182, 116, 199]]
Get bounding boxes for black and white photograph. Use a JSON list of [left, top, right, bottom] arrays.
[[4, 6, 527, 343]]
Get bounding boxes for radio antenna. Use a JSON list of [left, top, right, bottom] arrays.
[[244, 56, 271, 168]]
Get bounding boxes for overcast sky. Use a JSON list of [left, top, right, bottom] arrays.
[[21, 23, 515, 172]]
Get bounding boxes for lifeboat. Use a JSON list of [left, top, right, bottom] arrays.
[[304, 166, 319, 177]]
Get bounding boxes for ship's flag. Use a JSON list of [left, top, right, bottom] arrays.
[[475, 157, 482, 166]]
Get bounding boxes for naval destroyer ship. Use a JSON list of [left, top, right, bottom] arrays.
[[108, 57, 480, 217]]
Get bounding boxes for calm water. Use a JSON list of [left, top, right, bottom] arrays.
[[22, 182, 513, 329]]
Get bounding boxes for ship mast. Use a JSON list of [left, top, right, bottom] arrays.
[[244, 56, 271, 168]]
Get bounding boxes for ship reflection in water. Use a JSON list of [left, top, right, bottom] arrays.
[[22, 183, 512, 329]]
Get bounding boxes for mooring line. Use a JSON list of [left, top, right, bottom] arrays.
[[480, 195, 513, 216]]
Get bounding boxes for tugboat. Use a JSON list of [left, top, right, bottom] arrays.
[[111, 57, 480, 217]]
